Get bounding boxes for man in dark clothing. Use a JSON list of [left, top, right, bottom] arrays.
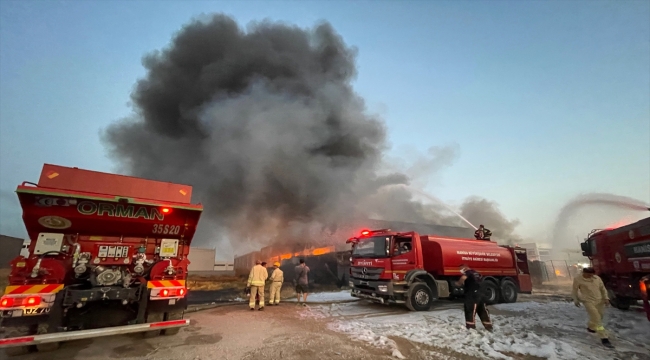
[[294, 259, 310, 306], [474, 225, 492, 241], [456, 264, 493, 331]]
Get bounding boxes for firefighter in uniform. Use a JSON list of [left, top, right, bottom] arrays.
[[456, 264, 492, 331], [247, 260, 268, 311], [474, 225, 492, 241], [268, 261, 284, 305], [572, 267, 614, 348]]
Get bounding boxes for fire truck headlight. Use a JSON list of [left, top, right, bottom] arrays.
[[378, 285, 388, 292], [348, 281, 354, 288]]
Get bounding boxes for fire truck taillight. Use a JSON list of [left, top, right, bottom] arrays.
[[0, 297, 14, 308], [642, 280, 647, 294], [25, 296, 41, 306], [161, 289, 170, 297], [179, 288, 186, 296], [0, 296, 42, 308]]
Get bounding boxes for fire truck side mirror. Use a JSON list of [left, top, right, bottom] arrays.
[[580, 242, 592, 257]]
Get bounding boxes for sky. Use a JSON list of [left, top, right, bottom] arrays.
[[1, 0, 649, 246]]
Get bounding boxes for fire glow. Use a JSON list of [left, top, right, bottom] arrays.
[[264, 246, 335, 264]]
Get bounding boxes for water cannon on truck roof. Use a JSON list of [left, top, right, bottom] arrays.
[[0, 164, 204, 355], [346, 228, 532, 311]]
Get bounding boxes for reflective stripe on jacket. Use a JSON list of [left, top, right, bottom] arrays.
[[248, 265, 268, 286]]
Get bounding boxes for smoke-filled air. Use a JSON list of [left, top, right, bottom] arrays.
[[102, 14, 519, 255], [551, 193, 650, 254]]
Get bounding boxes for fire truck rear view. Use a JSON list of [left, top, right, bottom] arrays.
[[0, 164, 203, 355]]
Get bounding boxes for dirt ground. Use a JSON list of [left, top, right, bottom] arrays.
[[3, 302, 397, 360]]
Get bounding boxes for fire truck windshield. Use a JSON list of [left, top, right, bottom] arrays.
[[352, 236, 391, 258]]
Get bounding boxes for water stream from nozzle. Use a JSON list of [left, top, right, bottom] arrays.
[[551, 193, 650, 253], [381, 184, 478, 230]]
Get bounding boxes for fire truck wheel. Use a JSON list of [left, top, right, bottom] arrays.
[[607, 288, 631, 310], [482, 281, 500, 305], [499, 280, 518, 303], [143, 312, 164, 338], [36, 342, 60, 352], [35, 324, 60, 352], [162, 312, 184, 336], [406, 283, 433, 311], [4, 327, 31, 357]]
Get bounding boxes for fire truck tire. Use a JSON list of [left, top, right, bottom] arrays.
[[143, 312, 164, 338], [4, 327, 31, 357], [35, 323, 60, 352], [499, 280, 518, 303], [36, 342, 60, 352], [406, 283, 433, 311], [607, 288, 631, 310], [162, 312, 184, 336], [482, 281, 500, 305]]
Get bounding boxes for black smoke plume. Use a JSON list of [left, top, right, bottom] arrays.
[[102, 14, 520, 255]]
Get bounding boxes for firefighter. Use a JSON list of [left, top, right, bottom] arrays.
[[268, 261, 284, 305], [456, 264, 492, 331], [247, 260, 268, 311], [255, 262, 269, 306], [474, 225, 492, 241], [572, 267, 614, 348]]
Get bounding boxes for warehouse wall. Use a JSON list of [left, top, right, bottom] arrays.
[[187, 247, 216, 272]]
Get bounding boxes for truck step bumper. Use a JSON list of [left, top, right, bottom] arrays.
[[351, 291, 386, 304], [0, 319, 189, 348]]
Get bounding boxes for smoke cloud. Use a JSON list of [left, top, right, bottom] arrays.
[[458, 197, 523, 244], [102, 14, 521, 255]]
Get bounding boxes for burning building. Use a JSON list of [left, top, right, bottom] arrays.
[[233, 219, 473, 287]]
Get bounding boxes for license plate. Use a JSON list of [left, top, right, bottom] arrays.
[[168, 299, 177, 305], [24, 307, 51, 316], [360, 281, 369, 286]]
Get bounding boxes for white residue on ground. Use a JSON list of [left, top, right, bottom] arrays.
[[286, 290, 356, 303], [304, 300, 650, 360]]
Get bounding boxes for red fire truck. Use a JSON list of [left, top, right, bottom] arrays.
[[0, 164, 203, 355], [346, 229, 532, 311], [580, 216, 650, 321]]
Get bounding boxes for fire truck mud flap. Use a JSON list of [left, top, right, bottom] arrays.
[[0, 319, 190, 349]]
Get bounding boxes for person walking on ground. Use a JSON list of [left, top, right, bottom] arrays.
[[247, 260, 268, 311], [268, 262, 284, 305], [294, 259, 310, 306], [572, 267, 614, 349], [456, 264, 493, 331]]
